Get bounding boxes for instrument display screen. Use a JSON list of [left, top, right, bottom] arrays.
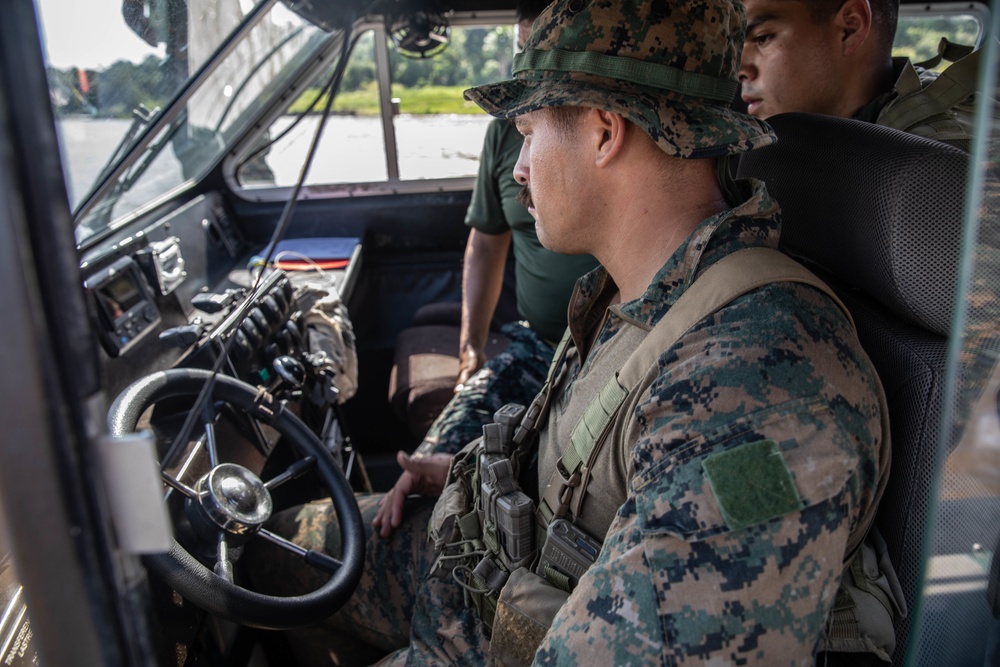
[[97, 271, 142, 319]]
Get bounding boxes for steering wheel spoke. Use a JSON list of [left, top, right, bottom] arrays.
[[107, 368, 364, 629], [214, 533, 235, 583], [203, 415, 220, 468], [162, 472, 197, 499], [258, 528, 343, 575], [264, 455, 316, 490]]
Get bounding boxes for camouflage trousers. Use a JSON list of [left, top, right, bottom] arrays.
[[418, 321, 556, 456], [247, 494, 492, 666]]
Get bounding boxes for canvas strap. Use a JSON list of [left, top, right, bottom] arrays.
[[535, 247, 854, 525], [878, 47, 982, 132]]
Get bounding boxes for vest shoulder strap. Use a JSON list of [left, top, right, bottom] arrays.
[[877, 48, 982, 133], [617, 247, 852, 389], [539, 247, 853, 523], [912, 36, 976, 71]]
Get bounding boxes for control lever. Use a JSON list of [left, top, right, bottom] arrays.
[[192, 289, 240, 314], [272, 355, 307, 389], [159, 323, 205, 348]]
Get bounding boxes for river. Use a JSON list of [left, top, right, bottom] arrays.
[[57, 114, 492, 209]]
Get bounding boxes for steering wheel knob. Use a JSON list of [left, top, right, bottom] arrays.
[[197, 463, 273, 534], [221, 476, 258, 512]]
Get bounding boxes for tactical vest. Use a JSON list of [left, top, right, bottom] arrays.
[[428, 247, 904, 665], [880, 38, 993, 148]]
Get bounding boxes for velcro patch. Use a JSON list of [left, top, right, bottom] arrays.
[[702, 439, 802, 531]]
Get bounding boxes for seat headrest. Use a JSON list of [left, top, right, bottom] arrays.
[[737, 112, 971, 337]]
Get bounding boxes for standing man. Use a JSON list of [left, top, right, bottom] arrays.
[[254, 0, 890, 664], [383, 0, 598, 530], [737, 0, 976, 149], [454, 0, 598, 394]]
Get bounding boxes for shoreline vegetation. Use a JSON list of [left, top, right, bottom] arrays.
[[51, 82, 486, 120], [290, 84, 487, 116], [46, 16, 976, 120]]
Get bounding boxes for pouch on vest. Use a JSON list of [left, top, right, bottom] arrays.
[[492, 567, 568, 667], [428, 404, 541, 635], [819, 526, 908, 662]]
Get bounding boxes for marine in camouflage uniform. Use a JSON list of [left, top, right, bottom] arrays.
[[249, 0, 890, 664], [521, 178, 887, 666], [739, 0, 997, 446]]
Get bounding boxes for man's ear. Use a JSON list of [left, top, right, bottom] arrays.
[[836, 0, 873, 56], [591, 109, 627, 169]]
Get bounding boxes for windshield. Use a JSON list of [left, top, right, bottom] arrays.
[[37, 0, 335, 246]]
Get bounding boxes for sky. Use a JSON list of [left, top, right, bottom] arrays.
[[35, 0, 165, 69]]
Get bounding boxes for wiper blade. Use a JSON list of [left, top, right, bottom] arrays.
[[86, 113, 188, 231], [91, 104, 159, 191]]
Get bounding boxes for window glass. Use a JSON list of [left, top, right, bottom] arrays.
[[893, 12, 982, 69], [911, 19, 1000, 665], [391, 25, 511, 181], [72, 4, 330, 244], [249, 23, 515, 189], [38, 0, 256, 210], [252, 30, 388, 186]]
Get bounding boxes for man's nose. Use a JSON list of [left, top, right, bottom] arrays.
[[738, 51, 755, 83], [513, 143, 529, 185]]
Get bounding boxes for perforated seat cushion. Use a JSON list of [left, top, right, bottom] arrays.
[[389, 325, 510, 439]]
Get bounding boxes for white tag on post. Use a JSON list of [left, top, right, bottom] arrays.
[[96, 431, 173, 553]]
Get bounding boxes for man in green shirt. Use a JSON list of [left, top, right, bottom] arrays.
[[376, 0, 598, 536]]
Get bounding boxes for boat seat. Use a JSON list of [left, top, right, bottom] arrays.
[[737, 112, 984, 661], [388, 301, 511, 439]]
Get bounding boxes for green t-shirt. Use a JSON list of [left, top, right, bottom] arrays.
[[465, 119, 599, 343]]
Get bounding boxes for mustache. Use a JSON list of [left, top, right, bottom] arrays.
[[516, 187, 533, 209]]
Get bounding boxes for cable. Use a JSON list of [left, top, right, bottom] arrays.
[[162, 17, 356, 471]]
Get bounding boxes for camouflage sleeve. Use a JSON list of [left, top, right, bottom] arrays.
[[535, 284, 884, 665]]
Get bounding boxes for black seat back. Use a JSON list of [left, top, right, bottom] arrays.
[[737, 112, 972, 660]]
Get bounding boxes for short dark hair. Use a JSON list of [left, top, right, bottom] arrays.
[[516, 0, 551, 22], [546, 105, 587, 134], [807, 0, 898, 55]]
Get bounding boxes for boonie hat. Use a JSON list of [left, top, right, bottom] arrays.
[[465, 0, 775, 158]]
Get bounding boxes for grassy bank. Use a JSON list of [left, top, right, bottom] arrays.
[[289, 84, 486, 115]]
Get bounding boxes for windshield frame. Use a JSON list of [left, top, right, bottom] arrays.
[[73, 0, 280, 249], [223, 10, 517, 203]]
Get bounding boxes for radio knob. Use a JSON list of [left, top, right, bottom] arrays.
[[241, 318, 264, 348], [231, 329, 254, 362]]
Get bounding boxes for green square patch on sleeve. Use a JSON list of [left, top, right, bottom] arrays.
[[702, 439, 803, 531]]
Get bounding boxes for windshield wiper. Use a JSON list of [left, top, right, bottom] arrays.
[[91, 104, 159, 191], [86, 113, 190, 232]]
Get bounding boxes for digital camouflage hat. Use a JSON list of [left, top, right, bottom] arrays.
[[464, 0, 775, 158]]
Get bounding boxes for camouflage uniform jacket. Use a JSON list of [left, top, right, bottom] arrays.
[[524, 179, 889, 665], [854, 57, 975, 151]]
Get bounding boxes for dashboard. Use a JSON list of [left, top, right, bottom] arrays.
[[77, 192, 361, 404]]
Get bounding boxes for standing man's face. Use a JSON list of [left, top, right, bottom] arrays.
[[738, 0, 844, 118]]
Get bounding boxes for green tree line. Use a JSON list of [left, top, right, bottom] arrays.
[[48, 17, 979, 120]]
